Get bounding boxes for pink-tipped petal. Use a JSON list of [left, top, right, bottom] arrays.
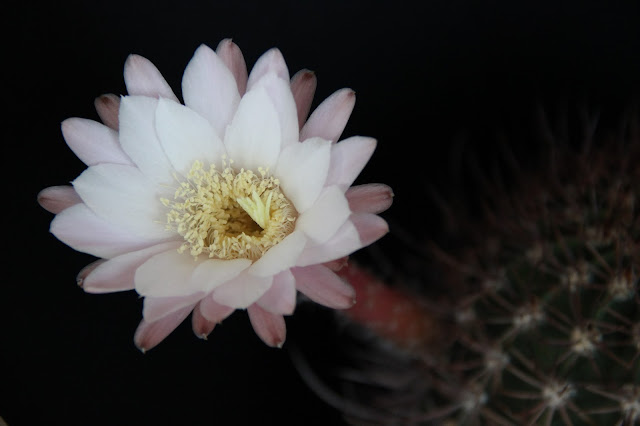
[[212, 272, 273, 308], [325, 136, 377, 190], [345, 183, 394, 214], [292, 264, 356, 309], [246, 48, 290, 90], [94, 94, 120, 130], [82, 242, 180, 294], [199, 294, 235, 323], [300, 88, 355, 143], [296, 186, 351, 244], [295, 220, 360, 267], [143, 292, 205, 323], [257, 270, 296, 315], [182, 44, 241, 139], [192, 302, 217, 339], [37, 186, 82, 214], [216, 39, 248, 96], [290, 69, 317, 127], [323, 257, 349, 272], [77, 260, 107, 287], [123, 54, 179, 101], [247, 304, 286, 348], [134, 305, 194, 352], [351, 213, 390, 247], [61, 118, 132, 166]]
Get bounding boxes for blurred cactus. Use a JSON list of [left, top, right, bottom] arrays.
[[293, 106, 639, 425]]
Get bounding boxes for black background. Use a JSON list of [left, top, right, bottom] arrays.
[[3, 1, 639, 425]]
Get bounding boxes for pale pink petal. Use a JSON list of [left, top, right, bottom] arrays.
[[251, 73, 299, 147], [290, 69, 316, 127], [182, 44, 241, 139], [143, 292, 205, 322], [296, 186, 351, 244], [190, 258, 252, 293], [274, 137, 331, 212], [76, 260, 107, 287], [123, 54, 179, 101], [257, 270, 296, 315], [247, 304, 286, 348], [292, 264, 355, 309], [50, 203, 161, 259], [94, 94, 120, 130], [212, 272, 273, 308], [72, 163, 167, 240], [37, 186, 82, 214], [134, 305, 194, 352], [345, 183, 394, 214], [351, 213, 389, 247], [216, 39, 248, 96], [300, 88, 355, 143], [323, 257, 348, 272], [155, 98, 226, 174], [249, 231, 307, 277], [82, 242, 180, 294], [192, 302, 217, 339], [324, 136, 377, 190], [224, 87, 281, 171], [61, 118, 132, 166], [199, 294, 235, 323], [246, 48, 289, 90], [135, 249, 205, 297], [119, 96, 175, 184]]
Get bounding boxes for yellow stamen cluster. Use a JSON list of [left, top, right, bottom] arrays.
[[161, 160, 297, 260]]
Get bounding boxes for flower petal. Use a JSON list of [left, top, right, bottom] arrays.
[[135, 249, 210, 297], [81, 242, 180, 294], [224, 87, 281, 171], [325, 136, 377, 190], [61, 118, 132, 166], [351, 213, 390, 247], [257, 269, 296, 315], [123, 54, 179, 101], [190, 258, 252, 293], [292, 264, 355, 309], [216, 39, 248, 96], [182, 44, 240, 139], [143, 292, 205, 322], [37, 185, 82, 214], [94, 94, 120, 130], [198, 294, 235, 323], [72, 163, 167, 240], [119, 96, 175, 184], [247, 304, 286, 348], [300, 88, 355, 143], [51, 203, 160, 259], [251, 73, 299, 147], [296, 186, 351, 244], [345, 183, 394, 214], [212, 272, 273, 308], [155, 98, 226, 175], [275, 137, 331, 212], [249, 230, 307, 277], [246, 48, 289, 90], [134, 305, 194, 352], [290, 69, 317, 128], [192, 302, 217, 339]]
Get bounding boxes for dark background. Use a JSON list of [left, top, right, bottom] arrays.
[[3, 1, 639, 425]]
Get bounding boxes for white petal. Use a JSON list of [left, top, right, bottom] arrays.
[[300, 88, 355, 143], [190, 258, 252, 294], [274, 137, 331, 212], [246, 48, 289, 90], [72, 163, 167, 240], [135, 249, 201, 297], [224, 87, 281, 171], [119, 96, 175, 185], [247, 304, 286, 348], [143, 292, 205, 322], [216, 39, 248, 96], [248, 230, 307, 277], [325, 136, 377, 190], [38, 185, 82, 214], [212, 272, 273, 308], [295, 219, 360, 267], [155, 98, 226, 175], [251, 73, 299, 147], [257, 269, 296, 315], [82, 241, 180, 293], [62, 118, 132, 166], [123, 54, 179, 101], [182, 44, 241, 139], [296, 186, 351, 244], [51, 203, 161, 259]]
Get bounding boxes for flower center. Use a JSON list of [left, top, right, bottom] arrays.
[[161, 159, 297, 260]]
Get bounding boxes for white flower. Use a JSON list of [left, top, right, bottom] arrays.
[[38, 39, 392, 351]]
